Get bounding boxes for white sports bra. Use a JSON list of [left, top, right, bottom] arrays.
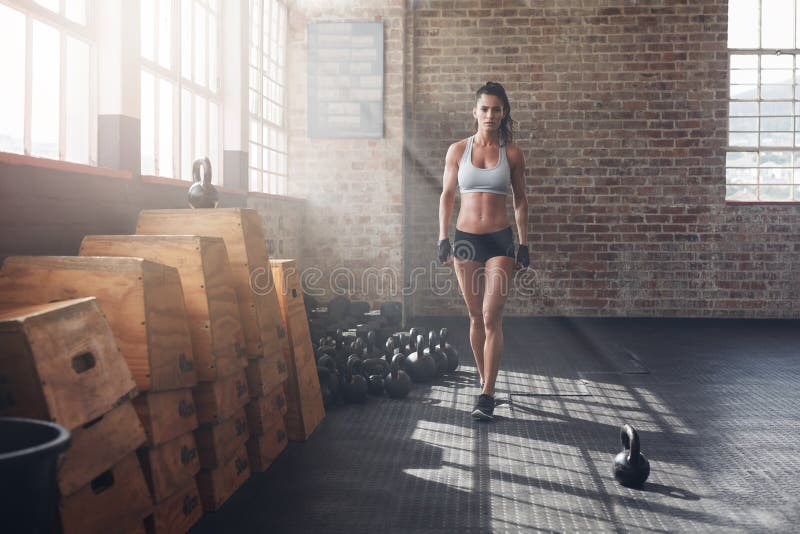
[[457, 135, 511, 195]]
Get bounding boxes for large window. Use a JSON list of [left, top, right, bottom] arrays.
[[249, 0, 288, 195], [0, 0, 95, 164], [728, 0, 800, 202], [140, 0, 221, 182]]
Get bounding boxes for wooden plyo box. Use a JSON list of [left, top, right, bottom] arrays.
[[138, 431, 201, 503], [79, 235, 247, 381], [133, 389, 198, 446], [58, 400, 147, 497], [59, 452, 153, 534], [0, 297, 136, 430], [136, 209, 289, 364], [247, 417, 288, 473], [245, 385, 287, 437], [245, 351, 287, 398], [193, 368, 250, 425], [270, 261, 324, 441], [0, 256, 197, 392], [196, 444, 251, 512], [146, 479, 203, 534], [194, 408, 249, 470]]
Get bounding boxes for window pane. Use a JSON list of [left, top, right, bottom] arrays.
[[727, 151, 758, 167], [761, 116, 792, 131], [760, 185, 792, 200], [159, 79, 173, 177], [209, 14, 217, 93], [0, 4, 25, 154], [730, 132, 758, 146], [761, 0, 794, 49], [65, 37, 90, 164], [727, 167, 757, 184], [249, 167, 259, 192], [761, 168, 792, 184], [762, 85, 792, 99], [141, 71, 156, 175], [730, 117, 758, 131], [181, 88, 192, 179], [141, 0, 155, 60], [730, 69, 757, 84], [730, 54, 757, 69], [195, 94, 207, 158], [31, 21, 60, 159], [760, 132, 793, 146], [727, 184, 757, 201], [762, 101, 792, 116], [194, 7, 206, 87], [731, 85, 757, 99], [761, 151, 792, 166], [158, 0, 172, 69], [182, 0, 192, 80], [65, 0, 87, 25], [730, 102, 758, 116]]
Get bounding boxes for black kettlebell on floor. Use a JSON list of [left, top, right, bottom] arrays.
[[188, 157, 218, 208], [438, 328, 460, 372], [341, 358, 368, 403], [384, 355, 411, 399], [613, 424, 650, 488], [403, 334, 436, 383]]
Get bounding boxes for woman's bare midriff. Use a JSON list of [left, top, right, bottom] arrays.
[[456, 192, 510, 234]]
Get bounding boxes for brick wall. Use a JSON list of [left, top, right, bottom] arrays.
[[405, 0, 800, 318], [287, 0, 406, 308]]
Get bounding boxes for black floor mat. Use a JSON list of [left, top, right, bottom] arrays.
[[190, 316, 800, 533]]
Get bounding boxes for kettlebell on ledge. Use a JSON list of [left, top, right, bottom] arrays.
[[613, 423, 650, 488], [188, 157, 219, 209]]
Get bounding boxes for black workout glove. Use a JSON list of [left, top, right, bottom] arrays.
[[516, 244, 530, 269], [438, 239, 452, 264]]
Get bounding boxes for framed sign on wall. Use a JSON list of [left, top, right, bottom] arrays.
[[307, 22, 384, 139]]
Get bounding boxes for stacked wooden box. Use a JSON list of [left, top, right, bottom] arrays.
[[0, 256, 189, 532], [270, 260, 325, 441], [79, 234, 251, 518], [136, 209, 292, 487]]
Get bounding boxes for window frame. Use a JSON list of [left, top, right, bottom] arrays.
[[248, 0, 289, 195], [139, 0, 223, 183], [727, 0, 800, 203], [0, 0, 97, 165]]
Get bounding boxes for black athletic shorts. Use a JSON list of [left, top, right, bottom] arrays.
[[453, 227, 515, 263]]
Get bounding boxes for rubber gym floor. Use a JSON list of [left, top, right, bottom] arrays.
[[191, 316, 800, 533]]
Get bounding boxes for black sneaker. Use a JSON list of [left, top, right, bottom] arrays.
[[471, 394, 495, 421]]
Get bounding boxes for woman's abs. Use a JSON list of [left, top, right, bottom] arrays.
[[456, 192, 509, 234]]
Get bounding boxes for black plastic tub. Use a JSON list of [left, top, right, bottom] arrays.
[[0, 417, 71, 534]]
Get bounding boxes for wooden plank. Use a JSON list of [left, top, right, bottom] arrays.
[[0, 298, 136, 429], [138, 431, 200, 503], [79, 235, 246, 381], [195, 445, 250, 512], [136, 209, 289, 368], [194, 408, 249, 470], [59, 452, 153, 534], [245, 385, 287, 437], [133, 389, 198, 446], [146, 479, 202, 534], [246, 417, 288, 473], [0, 256, 196, 392], [193, 368, 249, 425], [244, 352, 287, 398], [58, 400, 147, 497]]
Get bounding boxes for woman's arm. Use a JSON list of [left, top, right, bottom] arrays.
[[439, 143, 460, 241], [508, 144, 528, 246]]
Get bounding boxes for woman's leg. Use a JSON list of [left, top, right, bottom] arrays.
[[454, 258, 486, 383], [480, 255, 515, 397]]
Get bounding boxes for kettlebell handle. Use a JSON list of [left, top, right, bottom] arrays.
[[620, 423, 641, 463], [192, 157, 212, 186]]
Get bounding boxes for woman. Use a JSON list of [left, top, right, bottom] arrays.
[[437, 81, 529, 421]]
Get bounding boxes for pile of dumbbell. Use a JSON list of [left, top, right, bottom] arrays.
[[305, 295, 460, 406]]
